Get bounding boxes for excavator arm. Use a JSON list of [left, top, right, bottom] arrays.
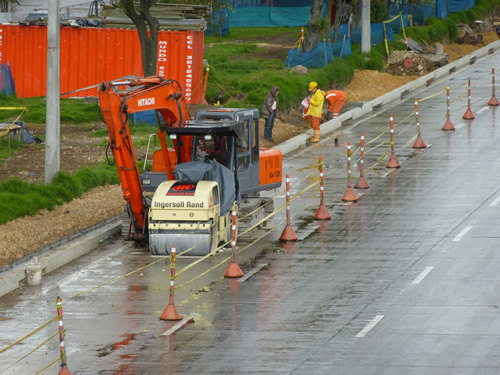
[[98, 76, 192, 241]]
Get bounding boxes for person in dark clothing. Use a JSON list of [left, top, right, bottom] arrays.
[[262, 86, 279, 139]]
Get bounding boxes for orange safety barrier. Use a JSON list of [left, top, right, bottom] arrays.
[[160, 247, 183, 321], [442, 86, 455, 131], [489, 66, 499, 106], [462, 77, 475, 120], [0, 25, 204, 102], [56, 297, 72, 375], [342, 142, 358, 202], [224, 211, 244, 278], [314, 157, 331, 220], [354, 132, 370, 189], [386, 114, 401, 168], [280, 174, 298, 241], [413, 99, 427, 149]]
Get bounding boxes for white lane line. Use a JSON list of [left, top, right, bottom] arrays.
[[453, 226, 472, 242], [160, 312, 199, 336], [490, 196, 500, 207], [238, 264, 268, 282], [412, 266, 434, 285], [476, 106, 489, 115], [356, 315, 384, 338]]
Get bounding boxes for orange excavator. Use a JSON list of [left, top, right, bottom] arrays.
[[98, 76, 282, 256]]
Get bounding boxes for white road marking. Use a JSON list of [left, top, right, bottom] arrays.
[[238, 264, 268, 282], [412, 266, 434, 285], [476, 106, 489, 114], [160, 312, 199, 336], [453, 226, 472, 242], [356, 315, 384, 338], [490, 196, 500, 207]]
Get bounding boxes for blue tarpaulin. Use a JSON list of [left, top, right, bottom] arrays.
[[330, 23, 394, 46], [230, 6, 311, 27], [286, 42, 334, 68], [448, 0, 476, 13], [0, 63, 15, 96]]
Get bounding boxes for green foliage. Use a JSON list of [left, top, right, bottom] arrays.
[[51, 172, 84, 199], [0, 161, 119, 224], [0, 137, 23, 161], [371, 0, 390, 23], [0, 95, 100, 124]]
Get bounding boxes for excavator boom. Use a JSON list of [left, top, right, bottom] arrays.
[[98, 76, 192, 241]]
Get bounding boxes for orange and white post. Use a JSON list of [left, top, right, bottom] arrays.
[[341, 142, 358, 202], [224, 211, 244, 278], [489, 66, 499, 106], [57, 297, 72, 375], [280, 174, 298, 241], [462, 77, 475, 119], [160, 247, 182, 321], [386, 114, 400, 168], [354, 132, 370, 189], [442, 86, 455, 131], [413, 99, 427, 149], [314, 157, 331, 220]]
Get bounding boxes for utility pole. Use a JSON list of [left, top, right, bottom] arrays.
[[45, 0, 61, 184], [361, 0, 371, 53]]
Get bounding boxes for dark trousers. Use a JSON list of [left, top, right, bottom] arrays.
[[264, 111, 276, 139]]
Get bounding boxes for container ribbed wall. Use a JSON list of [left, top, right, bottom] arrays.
[[0, 25, 204, 103]]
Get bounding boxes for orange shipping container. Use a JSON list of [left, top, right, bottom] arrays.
[[0, 25, 204, 103]]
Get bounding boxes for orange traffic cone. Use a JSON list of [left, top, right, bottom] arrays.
[[386, 115, 401, 168], [314, 157, 331, 220], [160, 247, 182, 321], [280, 175, 298, 241], [59, 364, 72, 375], [462, 77, 475, 120], [488, 66, 499, 106], [224, 211, 244, 278]]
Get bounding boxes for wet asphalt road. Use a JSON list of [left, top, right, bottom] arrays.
[[1, 51, 500, 374]]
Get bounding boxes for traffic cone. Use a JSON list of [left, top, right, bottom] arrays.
[[59, 364, 72, 375], [413, 137, 427, 148], [442, 118, 455, 131], [462, 77, 475, 119], [160, 302, 182, 321], [224, 260, 244, 278], [354, 176, 370, 189], [160, 247, 182, 321], [314, 203, 331, 220], [314, 157, 331, 220], [386, 154, 401, 168], [280, 225, 298, 241], [280, 175, 298, 241], [442, 86, 455, 131], [341, 186, 358, 202], [224, 211, 244, 278], [488, 66, 499, 106], [342, 142, 358, 202]]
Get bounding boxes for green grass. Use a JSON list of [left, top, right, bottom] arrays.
[[0, 96, 100, 124], [0, 162, 120, 225]]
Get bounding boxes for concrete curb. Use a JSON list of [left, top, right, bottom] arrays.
[[1, 39, 499, 297], [0, 219, 121, 297], [277, 38, 500, 157]]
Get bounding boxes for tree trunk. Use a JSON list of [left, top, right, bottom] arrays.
[[302, 0, 324, 52], [121, 0, 160, 77]]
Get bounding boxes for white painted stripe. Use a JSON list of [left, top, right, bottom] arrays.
[[412, 266, 434, 285], [476, 106, 489, 114], [490, 196, 500, 207], [356, 315, 384, 338], [160, 312, 199, 336], [453, 226, 472, 242], [238, 264, 268, 282]]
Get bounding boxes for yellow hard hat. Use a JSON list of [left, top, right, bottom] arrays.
[[308, 81, 318, 91]]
